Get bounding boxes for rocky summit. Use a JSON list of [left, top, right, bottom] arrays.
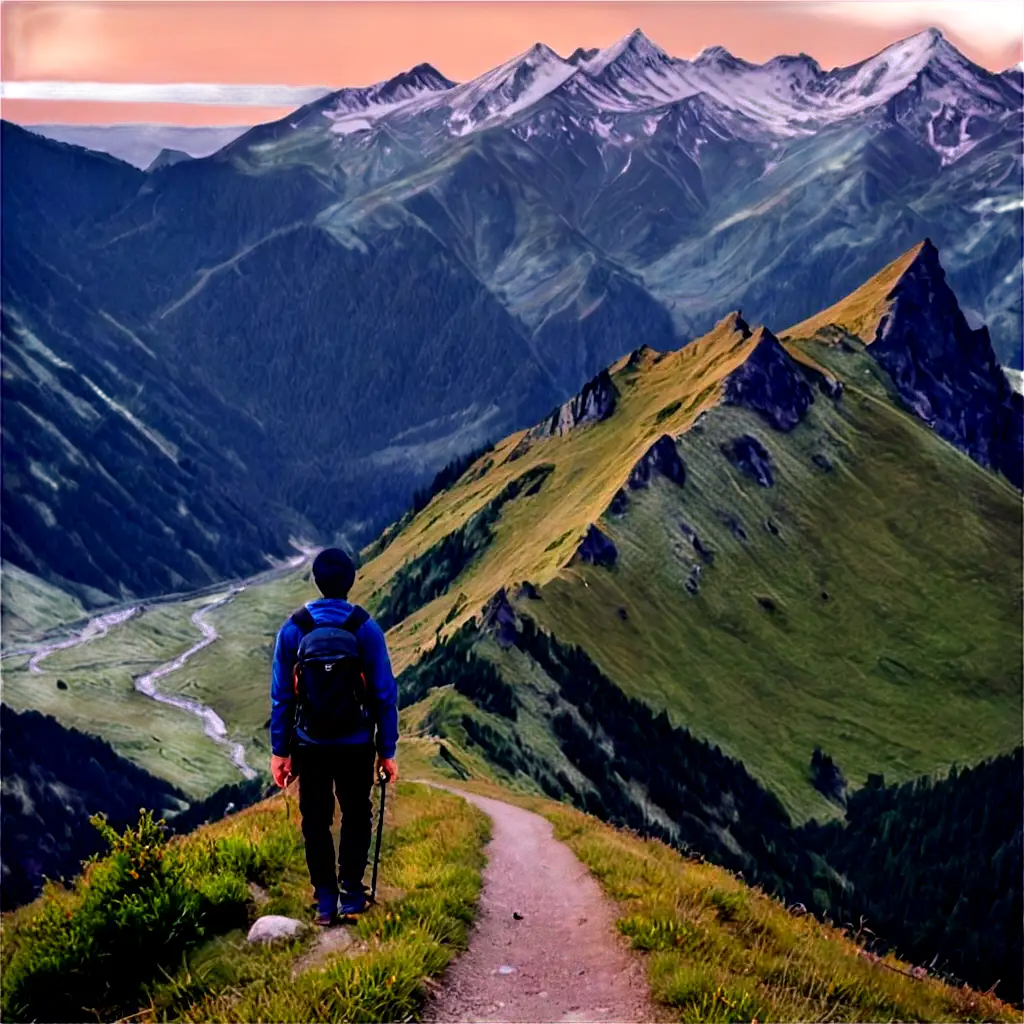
[[869, 241, 1023, 488], [724, 326, 816, 432]]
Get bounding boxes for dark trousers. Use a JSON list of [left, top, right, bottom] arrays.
[[294, 742, 376, 896]]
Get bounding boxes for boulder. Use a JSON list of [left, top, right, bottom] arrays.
[[680, 521, 715, 563], [724, 329, 814, 431], [482, 588, 519, 647], [534, 369, 619, 438], [685, 564, 702, 596], [246, 915, 308, 944], [607, 489, 630, 516]]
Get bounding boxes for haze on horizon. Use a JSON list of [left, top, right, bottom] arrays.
[[2, 0, 1021, 127]]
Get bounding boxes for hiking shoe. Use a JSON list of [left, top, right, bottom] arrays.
[[339, 891, 367, 916], [315, 889, 338, 926]]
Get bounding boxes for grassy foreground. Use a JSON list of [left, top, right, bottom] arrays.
[[1, 781, 489, 1023], [430, 763, 1017, 1024]]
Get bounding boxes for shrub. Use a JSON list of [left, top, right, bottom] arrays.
[[1, 810, 277, 1023]]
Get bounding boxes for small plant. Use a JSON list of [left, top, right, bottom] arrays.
[[0, 810, 277, 1023], [680, 984, 768, 1024], [619, 914, 703, 952], [707, 887, 749, 923]]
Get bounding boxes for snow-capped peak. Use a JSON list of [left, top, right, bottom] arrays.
[[692, 44, 754, 71], [815, 26, 1014, 122], [568, 46, 599, 66], [442, 41, 576, 134], [374, 63, 456, 103], [320, 62, 456, 133], [312, 25, 1016, 160], [763, 52, 823, 76], [583, 29, 672, 76]]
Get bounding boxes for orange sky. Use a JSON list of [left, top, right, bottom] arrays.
[[3, 2, 1021, 126]]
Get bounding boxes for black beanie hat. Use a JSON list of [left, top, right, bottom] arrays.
[[312, 548, 356, 598]]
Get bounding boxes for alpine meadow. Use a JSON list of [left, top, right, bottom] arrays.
[[1, 13, 1021, 1024]]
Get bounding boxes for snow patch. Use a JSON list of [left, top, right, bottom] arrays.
[[328, 117, 373, 135]]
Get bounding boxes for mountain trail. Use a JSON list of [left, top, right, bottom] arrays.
[[422, 787, 655, 1024]]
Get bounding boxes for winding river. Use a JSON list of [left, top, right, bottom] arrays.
[[8, 549, 313, 781], [133, 588, 256, 778]]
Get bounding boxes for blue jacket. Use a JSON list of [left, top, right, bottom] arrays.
[[270, 598, 399, 759]]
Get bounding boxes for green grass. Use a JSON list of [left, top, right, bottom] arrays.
[[146, 782, 489, 1023], [0, 592, 246, 797], [1, 782, 489, 1024], [0, 561, 86, 643], [534, 797, 1017, 1023], [529, 356, 1021, 819]]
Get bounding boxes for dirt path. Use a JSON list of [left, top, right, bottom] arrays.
[[424, 789, 654, 1024]]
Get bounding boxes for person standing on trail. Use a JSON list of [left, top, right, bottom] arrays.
[[269, 548, 399, 925]]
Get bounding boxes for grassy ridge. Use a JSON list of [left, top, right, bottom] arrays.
[[1, 782, 489, 1023], [528, 358, 1021, 818], [534, 796, 1016, 1023]]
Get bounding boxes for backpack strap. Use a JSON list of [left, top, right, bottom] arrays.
[[290, 605, 317, 636], [341, 606, 370, 636]]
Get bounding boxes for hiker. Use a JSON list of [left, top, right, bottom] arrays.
[[269, 548, 399, 924]]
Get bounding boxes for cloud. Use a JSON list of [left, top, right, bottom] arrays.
[[802, 1, 1023, 50], [0, 82, 332, 106]]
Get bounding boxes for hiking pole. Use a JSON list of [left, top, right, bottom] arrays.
[[369, 768, 388, 904]]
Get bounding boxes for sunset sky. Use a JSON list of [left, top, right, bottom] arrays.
[[2, 1, 1021, 126]]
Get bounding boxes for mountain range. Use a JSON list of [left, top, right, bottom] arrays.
[[3, 27, 1021, 611]]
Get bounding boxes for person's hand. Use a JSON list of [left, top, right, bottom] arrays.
[[271, 754, 294, 788], [377, 757, 398, 784]]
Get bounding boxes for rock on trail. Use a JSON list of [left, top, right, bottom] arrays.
[[425, 790, 654, 1024]]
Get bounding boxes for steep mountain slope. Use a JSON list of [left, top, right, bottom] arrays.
[[0, 126, 313, 601], [347, 243, 1020, 824], [4, 28, 1020, 604], [0, 122, 561, 598]]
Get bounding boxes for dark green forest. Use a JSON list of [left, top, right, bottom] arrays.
[[0, 704, 185, 907], [400, 615, 1024, 1004]]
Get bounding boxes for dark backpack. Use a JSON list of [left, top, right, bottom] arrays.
[[290, 605, 370, 741]]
